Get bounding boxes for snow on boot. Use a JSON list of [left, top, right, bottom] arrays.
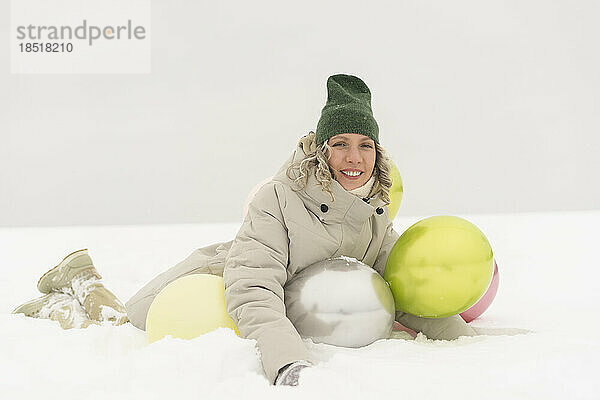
[[36, 249, 128, 326], [70, 272, 129, 325], [13, 292, 98, 329]]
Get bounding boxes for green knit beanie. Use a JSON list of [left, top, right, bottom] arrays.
[[315, 74, 379, 145]]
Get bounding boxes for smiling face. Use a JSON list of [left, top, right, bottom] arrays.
[[327, 133, 376, 191]]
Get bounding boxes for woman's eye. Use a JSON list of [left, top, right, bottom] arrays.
[[332, 142, 372, 148]]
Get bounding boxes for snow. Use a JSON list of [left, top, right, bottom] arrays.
[[2, 211, 599, 399], [36, 292, 89, 329]]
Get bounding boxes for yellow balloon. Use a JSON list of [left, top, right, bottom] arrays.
[[388, 161, 404, 220], [146, 274, 240, 344], [384, 216, 494, 318]]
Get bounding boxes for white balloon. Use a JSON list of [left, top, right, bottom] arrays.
[[285, 257, 395, 347]]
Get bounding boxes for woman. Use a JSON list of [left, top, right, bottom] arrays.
[[13, 74, 476, 386]]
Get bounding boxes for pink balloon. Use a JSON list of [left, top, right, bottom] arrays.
[[392, 321, 417, 338], [460, 260, 500, 323]]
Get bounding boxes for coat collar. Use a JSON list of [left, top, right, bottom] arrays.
[[273, 140, 386, 225]]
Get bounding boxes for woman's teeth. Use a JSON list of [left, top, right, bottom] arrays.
[[342, 171, 362, 177]]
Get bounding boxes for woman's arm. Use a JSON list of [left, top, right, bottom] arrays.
[[372, 219, 400, 278], [395, 312, 477, 340], [223, 182, 311, 384]]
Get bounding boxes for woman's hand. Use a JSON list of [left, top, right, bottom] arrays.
[[275, 360, 312, 386]]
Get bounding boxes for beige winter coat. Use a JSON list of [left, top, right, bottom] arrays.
[[125, 137, 475, 384]]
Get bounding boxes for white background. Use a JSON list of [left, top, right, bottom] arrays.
[[1, 1, 599, 227]]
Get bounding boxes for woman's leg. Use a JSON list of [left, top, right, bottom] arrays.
[[124, 243, 227, 331]]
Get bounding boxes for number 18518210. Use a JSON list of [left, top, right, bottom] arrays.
[[19, 42, 73, 53]]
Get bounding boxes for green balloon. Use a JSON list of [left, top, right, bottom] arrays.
[[388, 162, 403, 220], [384, 216, 494, 318]]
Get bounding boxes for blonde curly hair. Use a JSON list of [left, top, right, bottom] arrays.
[[286, 131, 392, 205]]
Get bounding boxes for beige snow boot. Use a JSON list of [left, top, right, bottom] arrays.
[[12, 292, 99, 329], [37, 249, 129, 326]]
